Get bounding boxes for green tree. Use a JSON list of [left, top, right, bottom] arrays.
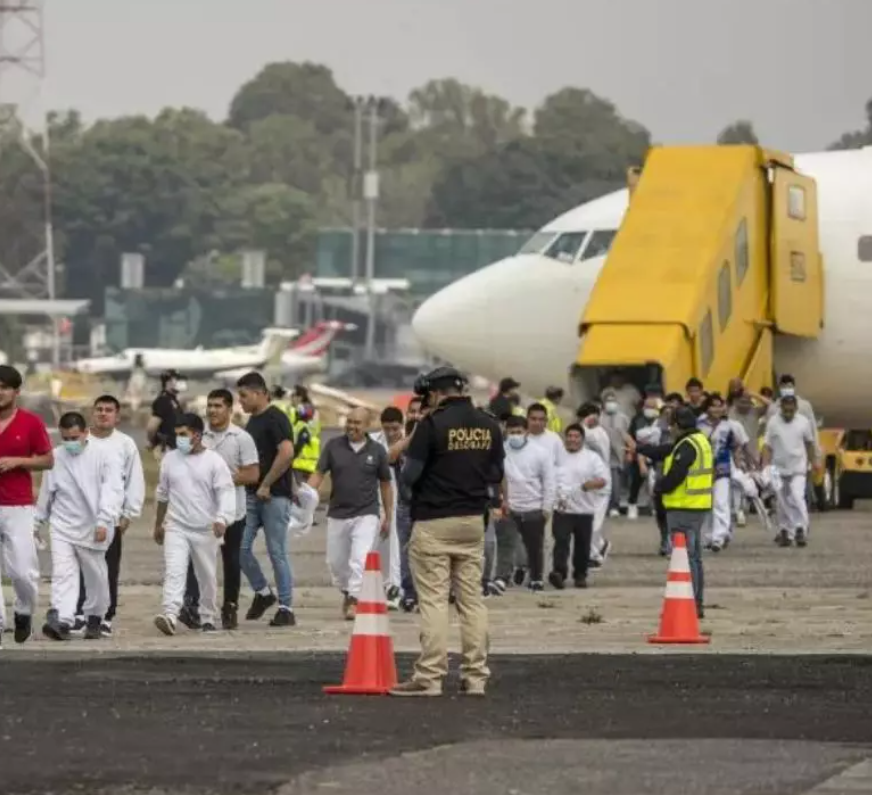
[[829, 98, 872, 150], [717, 120, 759, 145]]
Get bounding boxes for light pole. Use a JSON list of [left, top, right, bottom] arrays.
[[362, 98, 380, 362], [349, 99, 364, 285]]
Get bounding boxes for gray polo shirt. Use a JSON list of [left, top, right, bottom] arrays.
[[316, 435, 391, 519]]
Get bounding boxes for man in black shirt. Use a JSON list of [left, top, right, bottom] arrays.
[[488, 376, 522, 421], [390, 367, 504, 698], [146, 370, 182, 452], [236, 372, 296, 627]]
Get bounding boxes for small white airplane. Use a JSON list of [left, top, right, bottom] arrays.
[[72, 327, 299, 380], [412, 145, 872, 429], [217, 319, 356, 382]]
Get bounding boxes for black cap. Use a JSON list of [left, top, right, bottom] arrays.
[[160, 369, 182, 382], [545, 386, 564, 400], [673, 406, 699, 430], [499, 377, 520, 393], [415, 366, 466, 396], [0, 364, 22, 390]]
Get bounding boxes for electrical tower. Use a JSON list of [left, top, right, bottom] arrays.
[[0, 0, 54, 304]]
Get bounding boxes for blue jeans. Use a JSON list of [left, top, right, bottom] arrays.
[[241, 494, 293, 608], [666, 509, 705, 611], [396, 500, 415, 600]]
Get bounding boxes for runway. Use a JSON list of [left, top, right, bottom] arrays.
[[2, 653, 872, 794]]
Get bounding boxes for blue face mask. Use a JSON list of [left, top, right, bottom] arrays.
[[507, 436, 526, 450], [63, 439, 84, 456], [176, 437, 193, 455]]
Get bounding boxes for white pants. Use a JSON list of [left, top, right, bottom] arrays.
[[0, 506, 40, 621], [162, 527, 220, 625], [326, 515, 380, 598], [51, 534, 109, 625], [590, 493, 610, 561], [775, 473, 808, 539], [703, 478, 732, 546], [378, 507, 401, 590]]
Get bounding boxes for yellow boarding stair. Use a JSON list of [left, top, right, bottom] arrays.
[[572, 145, 824, 399]]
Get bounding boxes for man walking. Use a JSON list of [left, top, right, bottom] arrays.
[[72, 394, 145, 637], [0, 364, 53, 645], [38, 412, 124, 641], [307, 407, 393, 620], [236, 372, 296, 627], [153, 414, 236, 635], [391, 367, 504, 697]]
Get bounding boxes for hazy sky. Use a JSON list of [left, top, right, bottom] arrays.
[[5, 0, 872, 151]]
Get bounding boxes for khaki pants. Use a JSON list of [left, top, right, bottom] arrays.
[[409, 515, 490, 689]]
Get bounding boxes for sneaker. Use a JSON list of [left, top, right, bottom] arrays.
[[154, 614, 176, 636], [736, 509, 747, 527], [548, 571, 565, 590], [178, 605, 202, 630], [776, 529, 792, 547], [491, 578, 507, 595], [343, 597, 357, 622], [573, 577, 588, 589], [627, 505, 639, 520], [389, 680, 442, 697], [528, 580, 544, 592], [100, 621, 113, 638], [221, 604, 238, 630], [83, 616, 102, 640], [386, 586, 401, 611], [400, 596, 418, 613], [600, 539, 612, 560], [658, 543, 670, 557], [512, 567, 527, 587], [459, 679, 486, 697], [269, 608, 297, 627], [246, 591, 277, 621], [42, 618, 71, 641], [201, 622, 218, 633], [13, 613, 32, 644], [710, 542, 723, 553], [608, 508, 620, 518], [796, 528, 808, 547], [588, 558, 603, 570], [70, 615, 87, 636]]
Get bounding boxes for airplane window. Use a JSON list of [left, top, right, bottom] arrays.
[[544, 232, 588, 263], [518, 231, 557, 255], [581, 229, 618, 260], [859, 235, 872, 262]]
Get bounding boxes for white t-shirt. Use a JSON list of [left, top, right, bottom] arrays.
[[155, 449, 237, 532], [764, 414, 814, 476], [203, 423, 259, 523], [556, 448, 610, 514], [527, 429, 564, 467], [583, 424, 612, 494]]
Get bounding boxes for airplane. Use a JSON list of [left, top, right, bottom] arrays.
[[412, 145, 872, 432], [216, 319, 356, 382], [72, 327, 299, 380]]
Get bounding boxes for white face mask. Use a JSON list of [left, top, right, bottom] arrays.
[[506, 435, 526, 450], [643, 408, 659, 420], [604, 400, 619, 414], [780, 386, 795, 398]]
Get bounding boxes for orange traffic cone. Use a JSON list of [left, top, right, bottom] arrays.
[[647, 532, 710, 645], [324, 551, 398, 695]]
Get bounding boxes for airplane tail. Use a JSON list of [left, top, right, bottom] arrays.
[[290, 320, 356, 358], [257, 328, 300, 365]]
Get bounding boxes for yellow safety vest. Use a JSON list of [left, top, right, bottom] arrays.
[[511, 405, 525, 418], [662, 431, 714, 511], [292, 419, 321, 473], [539, 398, 563, 434]]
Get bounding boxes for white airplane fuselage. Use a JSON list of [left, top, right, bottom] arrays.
[[412, 147, 872, 428]]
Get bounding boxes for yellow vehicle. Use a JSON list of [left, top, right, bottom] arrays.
[[818, 428, 872, 510]]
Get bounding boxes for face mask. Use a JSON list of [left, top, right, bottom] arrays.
[[63, 440, 84, 456], [604, 400, 618, 414], [643, 408, 659, 420], [780, 386, 795, 398], [177, 437, 193, 455], [507, 436, 526, 450]]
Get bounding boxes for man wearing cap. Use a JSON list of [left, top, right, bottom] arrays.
[[649, 406, 714, 619], [146, 369, 183, 455], [0, 364, 54, 645], [488, 377, 524, 421], [391, 366, 504, 697]]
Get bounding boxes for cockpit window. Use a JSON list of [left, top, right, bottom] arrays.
[[580, 229, 618, 260], [518, 231, 557, 255], [544, 232, 588, 263]]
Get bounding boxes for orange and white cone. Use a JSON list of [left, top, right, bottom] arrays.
[[324, 551, 398, 695], [647, 532, 710, 645]]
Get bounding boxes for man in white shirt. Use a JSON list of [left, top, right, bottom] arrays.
[[153, 413, 236, 635], [762, 395, 819, 548], [525, 403, 563, 465], [550, 423, 609, 589], [38, 412, 124, 641], [180, 389, 260, 630], [72, 394, 145, 638], [500, 414, 556, 592], [577, 402, 613, 566]]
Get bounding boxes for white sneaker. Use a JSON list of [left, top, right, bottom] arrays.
[[736, 510, 747, 527], [608, 509, 620, 518], [154, 614, 176, 636], [627, 505, 639, 520]]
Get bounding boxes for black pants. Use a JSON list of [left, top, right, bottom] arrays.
[[551, 512, 593, 582], [628, 460, 644, 504], [653, 494, 668, 546], [509, 510, 547, 583], [76, 529, 122, 621], [184, 519, 245, 611]]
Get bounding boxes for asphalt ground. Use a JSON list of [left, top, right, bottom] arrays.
[[2, 653, 872, 794]]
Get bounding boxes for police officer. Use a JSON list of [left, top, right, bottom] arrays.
[[390, 367, 504, 698], [146, 369, 183, 454], [653, 406, 713, 620]]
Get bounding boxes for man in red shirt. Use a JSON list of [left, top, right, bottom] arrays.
[[0, 365, 54, 644]]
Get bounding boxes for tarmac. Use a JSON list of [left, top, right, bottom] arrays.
[[4, 503, 872, 794]]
